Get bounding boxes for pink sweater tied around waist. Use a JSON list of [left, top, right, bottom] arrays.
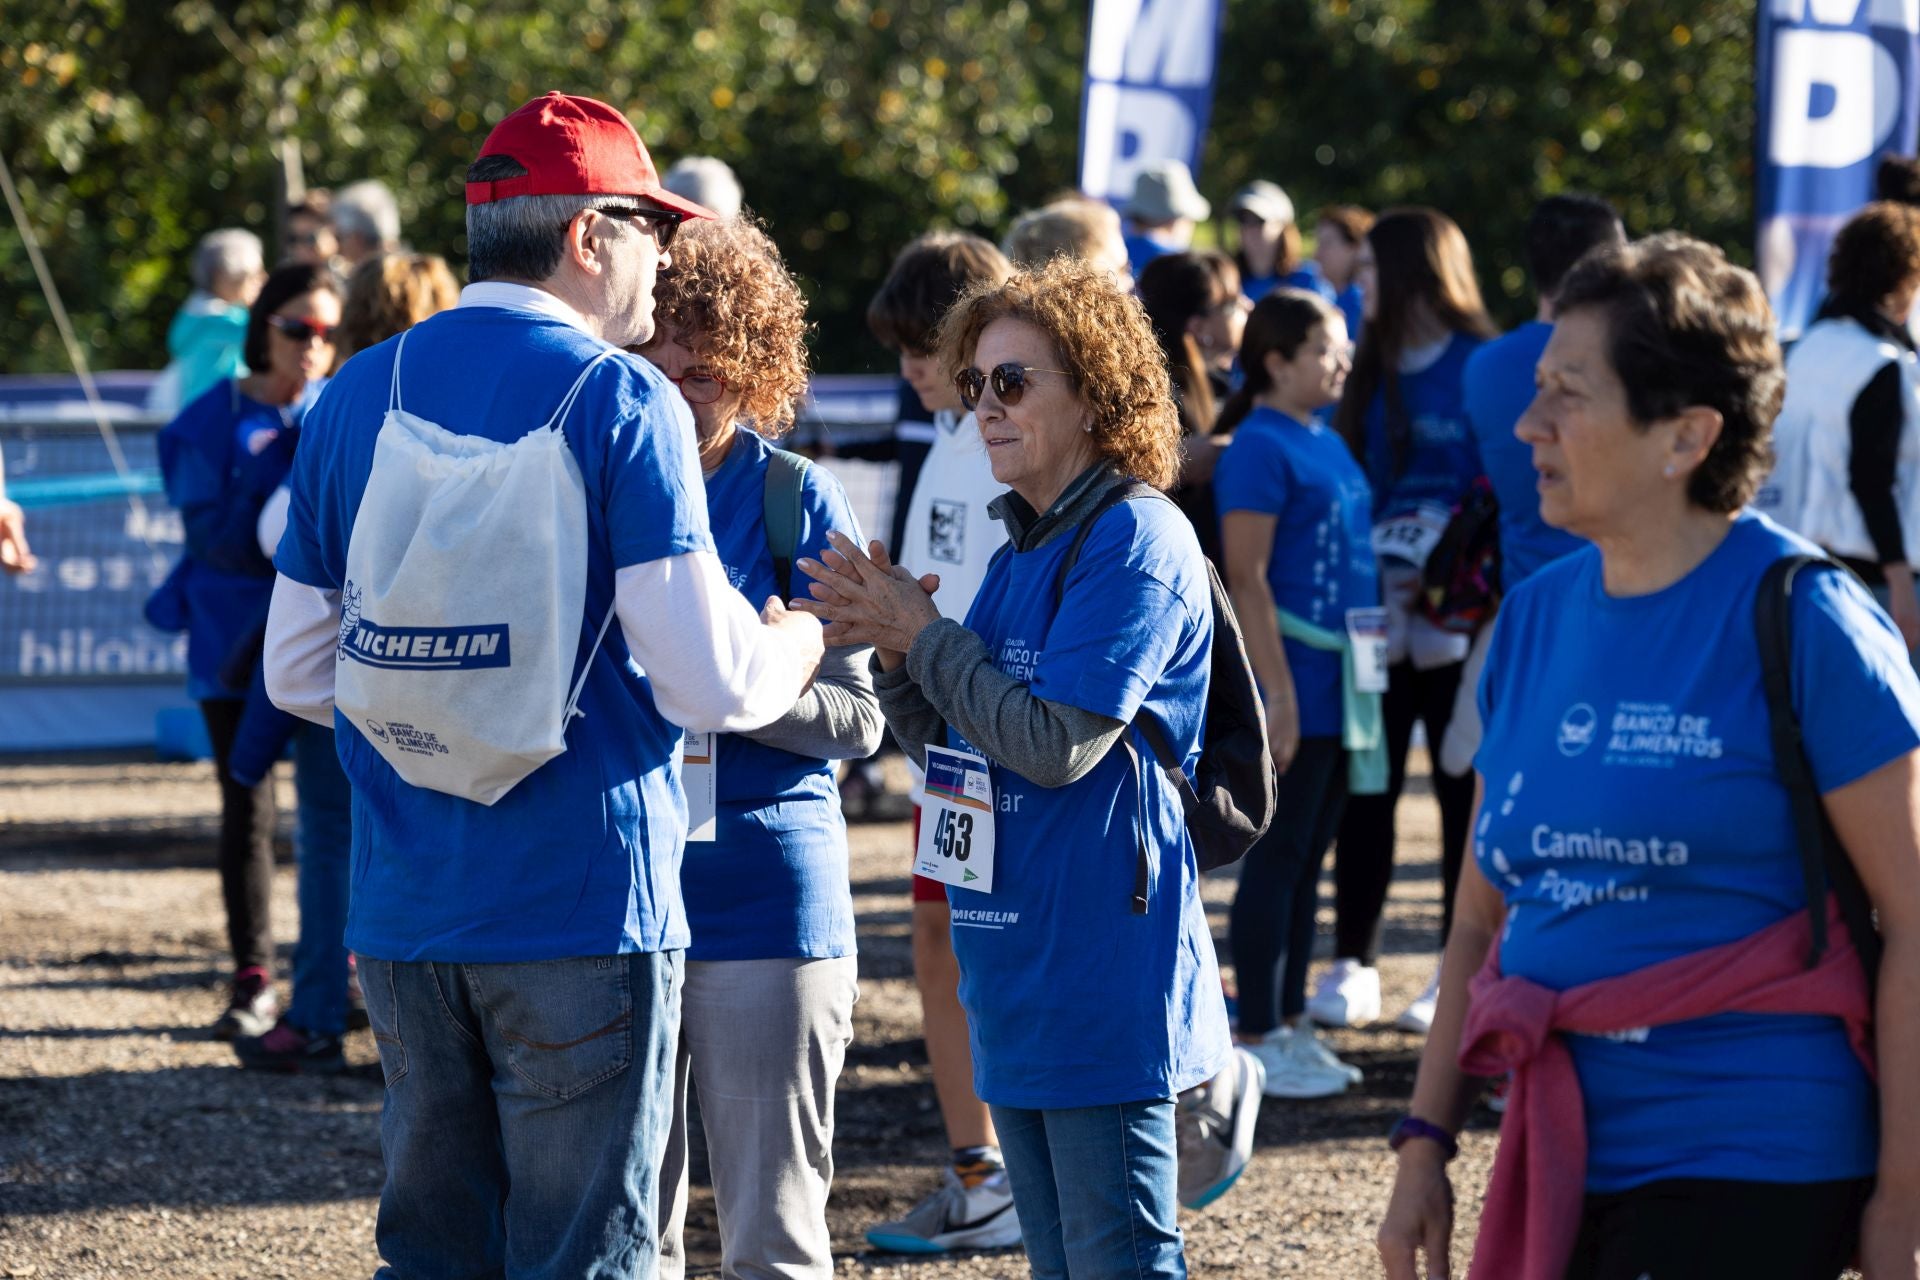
[[1457, 896, 1876, 1280]]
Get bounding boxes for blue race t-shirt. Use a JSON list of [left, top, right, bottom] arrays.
[[1214, 407, 1378, 737], [1335, 284, 1365, 344], [1475, 511, 1920, 1191], [1360, 332, 1486, 518], [946, 492, 1231, 1109], [682, 430, 862, 963], [159, 379, 322, 699], [276, 305, 713, 963], [1462, 321, 1585, 587], [1242, 263, 1335, 306]]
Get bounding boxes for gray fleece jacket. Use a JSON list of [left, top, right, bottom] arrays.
[[873, 462, 1129, 787]]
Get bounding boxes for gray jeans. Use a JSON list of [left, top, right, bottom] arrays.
[[657, 955, 859, 1280]]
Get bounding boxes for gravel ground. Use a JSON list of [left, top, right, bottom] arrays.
[[0, 753, 1497, 1278]]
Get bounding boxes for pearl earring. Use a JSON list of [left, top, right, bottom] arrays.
[[1663, 464, 1676, 478]]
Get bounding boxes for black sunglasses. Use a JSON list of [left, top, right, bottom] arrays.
[[267, 314, 337, 343], [599, 204, 684, 250], [954, 363, 1072, 411]]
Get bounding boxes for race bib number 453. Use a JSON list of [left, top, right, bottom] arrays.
[[914, 745, 996, 892]]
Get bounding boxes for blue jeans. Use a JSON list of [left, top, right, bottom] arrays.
[[286, 724, 352, 1035], [358, 951, 683, 1280], [990, 1099, 1186, 1280]]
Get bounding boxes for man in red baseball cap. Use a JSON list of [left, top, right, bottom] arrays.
[[263, 92, 823, 1279]]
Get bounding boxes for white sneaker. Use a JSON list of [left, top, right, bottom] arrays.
[[865, 1164, 1022, 1253], [1175, 1046, 1265, 1209], [1396, 965, 1442, 1034], [1307, 958, 1381, 1028], [1248, 1024, 1354, 1099], [1289, 1019, 1363, 1085]]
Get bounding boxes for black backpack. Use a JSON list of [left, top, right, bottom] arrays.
[[1755, 554, 1883, 993], [1050, 480, 1278, 913]]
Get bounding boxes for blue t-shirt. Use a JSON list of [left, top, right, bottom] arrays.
[[1125, 232, 1177, 277], [1214, 408, 1378, 737], [683, 431, 861, 963], [946, 493, 1230, 1109], [1334, 284, 1365, 344], [159, 379, 321, 699], [1463, 322, 1584, 587], [1242, 263, 1335, 306], [1360, 332, 1486, 518], [1475, 512, 1920, 1190], [276, 305, 713, 963]]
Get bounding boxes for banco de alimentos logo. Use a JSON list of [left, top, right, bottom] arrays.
[[1557, 703, 1598, 757]]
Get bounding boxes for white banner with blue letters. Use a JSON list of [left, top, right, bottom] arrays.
[[1757, 0, 1920, 339], [1078, 0, 1225, 206]]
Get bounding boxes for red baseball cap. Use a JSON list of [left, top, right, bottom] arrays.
[[464, 91, 717, 221]]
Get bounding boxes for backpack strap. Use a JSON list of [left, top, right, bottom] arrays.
[[1754, 554, 1883, 990], [762, 447, 811, 601], [388, 329, 410, 413], [1049, 478, 1183, 914]]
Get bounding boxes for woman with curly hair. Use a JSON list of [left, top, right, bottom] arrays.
[[798, 257, 1239, 1278], [634, 215, 884, 1280], [332, 252, 460, 364]]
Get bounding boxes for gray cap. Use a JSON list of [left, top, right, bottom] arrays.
[[1230, 180, 1295, 226], [661, 156, 744, 221], [1123, 159, 1210, 224]]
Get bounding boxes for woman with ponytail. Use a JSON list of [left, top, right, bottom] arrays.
[[1314, 207, 1497, 1034], [1215, 289, 1381, 1097], [1138, 249, 1249, 560]]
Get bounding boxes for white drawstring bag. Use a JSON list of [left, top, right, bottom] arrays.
[[335, 329, 617, 805]]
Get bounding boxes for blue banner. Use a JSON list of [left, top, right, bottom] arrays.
[[1757, 0, 1920, 339], [1077, 0, 1225, 205]]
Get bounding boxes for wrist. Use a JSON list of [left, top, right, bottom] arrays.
[[1388, 1115, 1458, 1163]]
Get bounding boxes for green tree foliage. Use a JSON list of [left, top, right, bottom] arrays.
[[1208, 0, 1757, 320], [1, 0, 1756, 376]]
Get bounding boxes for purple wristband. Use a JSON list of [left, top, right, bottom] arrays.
[[1388, 1115, 1459, 1162]]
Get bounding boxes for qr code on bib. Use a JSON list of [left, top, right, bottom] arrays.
[[929, 501, 966, 564]]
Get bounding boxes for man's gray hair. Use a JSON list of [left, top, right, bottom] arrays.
[[464, 155, 634, 282], [661, 156, 742, 220], [333, 179, 402, 248], [190, 228, 264, 291]]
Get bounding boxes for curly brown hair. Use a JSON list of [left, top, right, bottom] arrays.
[[1827, 201, 1920, 316], [1554, 232, 1784, 514], [934, 256, 1182, 489], [647, 215, 812, 437], [335, 253, 459, 363]]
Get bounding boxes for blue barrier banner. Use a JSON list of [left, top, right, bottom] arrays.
[[1077, 0, 1225, 205], [1757, 0, 1920, 339], [1, 425, 183, 685]]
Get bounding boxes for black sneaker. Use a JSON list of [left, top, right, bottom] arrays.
[[235, 1018, 347, 1074], [212, 968, 279, 1042]]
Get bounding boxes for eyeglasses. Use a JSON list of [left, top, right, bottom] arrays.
[[600, 204, 684, 250], [954, 363, 1072, 412], [665, 369, 730, 405], [267, 314, 337, 343]]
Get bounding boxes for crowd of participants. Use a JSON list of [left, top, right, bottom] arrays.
[[14, 89, 1920, 1279]]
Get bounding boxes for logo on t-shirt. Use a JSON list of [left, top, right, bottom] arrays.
[[997, 638, 1040, 683], [1558, 703, 1598, 756], [929, 500, 966, 564], [1602, 702, 1724, 767]]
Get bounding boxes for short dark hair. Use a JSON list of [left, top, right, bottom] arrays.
[[1827, 201, 1920, 315], [1553, 233, 1783, 515], [1525, 193, 1625, 300], [244, 262, 341, 371], [866, 231, 1011, 355], [1876, 154, 1920, 206]]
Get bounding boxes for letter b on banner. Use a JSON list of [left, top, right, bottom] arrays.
[[1078, 0, 1223, 205]]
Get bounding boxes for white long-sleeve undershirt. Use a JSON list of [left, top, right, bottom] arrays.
[[264, 549, 812, 733]]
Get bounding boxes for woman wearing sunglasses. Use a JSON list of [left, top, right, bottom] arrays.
[[799, 257, 1229, 1279], [154, 261, 341, 1039], [632, 215, 882, 1280]]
